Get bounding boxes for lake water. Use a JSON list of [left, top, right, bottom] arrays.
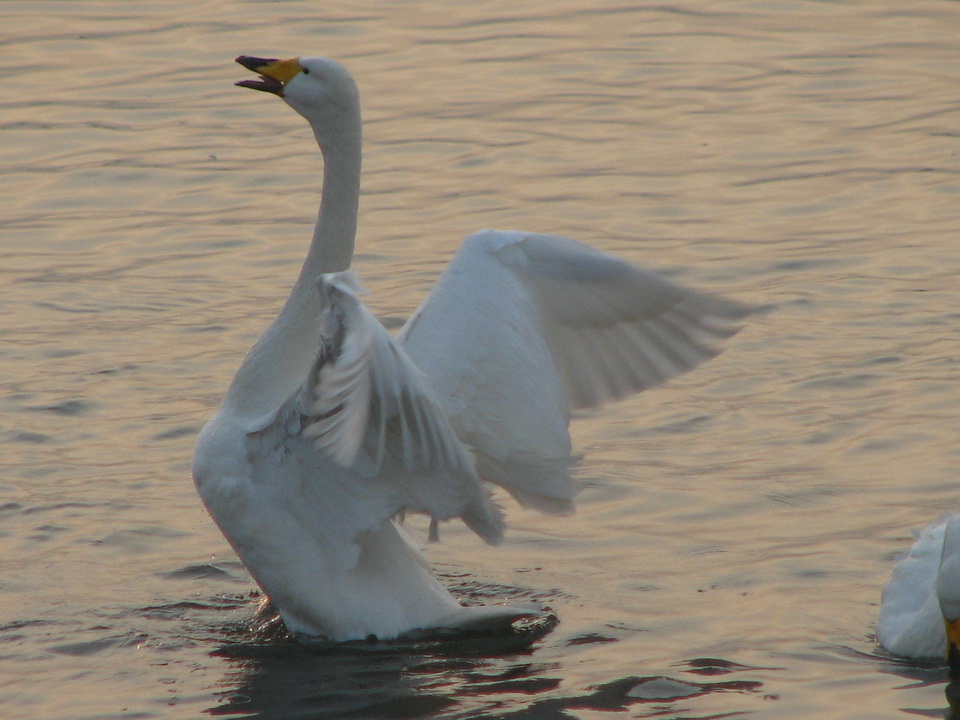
[[2, 0, 959, 717]]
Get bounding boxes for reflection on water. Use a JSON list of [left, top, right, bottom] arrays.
[[944, 656, 960, 720], [1, 0, 960, 718], [208, 609, 563, 719], [205, 599, 764, 719], [873, 657, 956, 720]]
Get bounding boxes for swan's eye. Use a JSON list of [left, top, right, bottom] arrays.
[[302, 67, 310, 75]]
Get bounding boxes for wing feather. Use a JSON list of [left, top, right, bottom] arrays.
[[250, 271, 505, 548], [399, 229, 751, 512]]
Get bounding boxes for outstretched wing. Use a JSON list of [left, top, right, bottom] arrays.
[[398, 229, 751, 514], [245, 271, 504, 556]]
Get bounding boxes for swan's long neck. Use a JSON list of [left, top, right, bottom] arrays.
[[301, 125, 361, 276], [224, 116, 362, 421]]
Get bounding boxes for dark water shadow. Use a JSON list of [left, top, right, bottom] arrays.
[[205, 606, 563, 719], [204, 604, 766, 719], [864, 645, 953, 718], [173, 563, 770, 720]]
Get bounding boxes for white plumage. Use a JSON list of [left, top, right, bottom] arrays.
[[192, 55, 750, 642], [878, 513, 960, 660]]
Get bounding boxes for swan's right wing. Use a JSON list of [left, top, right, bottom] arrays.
[[247, 272, 503, 543], [398, 230, 751, 514], [301, 273, 467, 477]]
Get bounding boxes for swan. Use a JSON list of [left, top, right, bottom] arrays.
[[878, 513, 960, 662], [191, 54, 751, 642]]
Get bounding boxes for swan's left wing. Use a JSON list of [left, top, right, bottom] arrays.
[[261, 271, 504, 544], [398, 229, 751, 515]]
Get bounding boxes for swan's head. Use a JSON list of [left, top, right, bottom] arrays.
[[236, 55, 360, 147]]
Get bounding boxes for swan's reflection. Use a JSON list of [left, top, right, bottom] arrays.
[[206, 608, 561, 719], [875, 648, 956, 719], [946, 648, 960, 719], [205, 610, 765, 719]]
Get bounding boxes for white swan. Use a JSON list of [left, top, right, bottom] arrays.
[[878, 513, 960, 661], [192, 55, 751, 642]]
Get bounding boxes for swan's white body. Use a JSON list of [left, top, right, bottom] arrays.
[[878, 513, 960, 660], [192, 55, 750, 642]]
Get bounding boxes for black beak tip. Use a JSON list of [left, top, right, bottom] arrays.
[[236, 55, 278, 73]]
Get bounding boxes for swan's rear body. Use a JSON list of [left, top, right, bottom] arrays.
[[192, 55, 751, 642], [878, 513, 960, 661]]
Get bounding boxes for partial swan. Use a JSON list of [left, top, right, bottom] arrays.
[[192, 55, 752, 642], [878, 513, 960, 662]]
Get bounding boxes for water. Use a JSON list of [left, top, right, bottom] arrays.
[[2, 0, 959, 717]]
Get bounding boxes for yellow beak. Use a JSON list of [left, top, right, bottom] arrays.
[[235, 56, 303, 96]]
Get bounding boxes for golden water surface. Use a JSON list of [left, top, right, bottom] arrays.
[[2, 1, 960, 718]]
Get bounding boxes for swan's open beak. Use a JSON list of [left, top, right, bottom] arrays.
[[235, 56, 303, 96]]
